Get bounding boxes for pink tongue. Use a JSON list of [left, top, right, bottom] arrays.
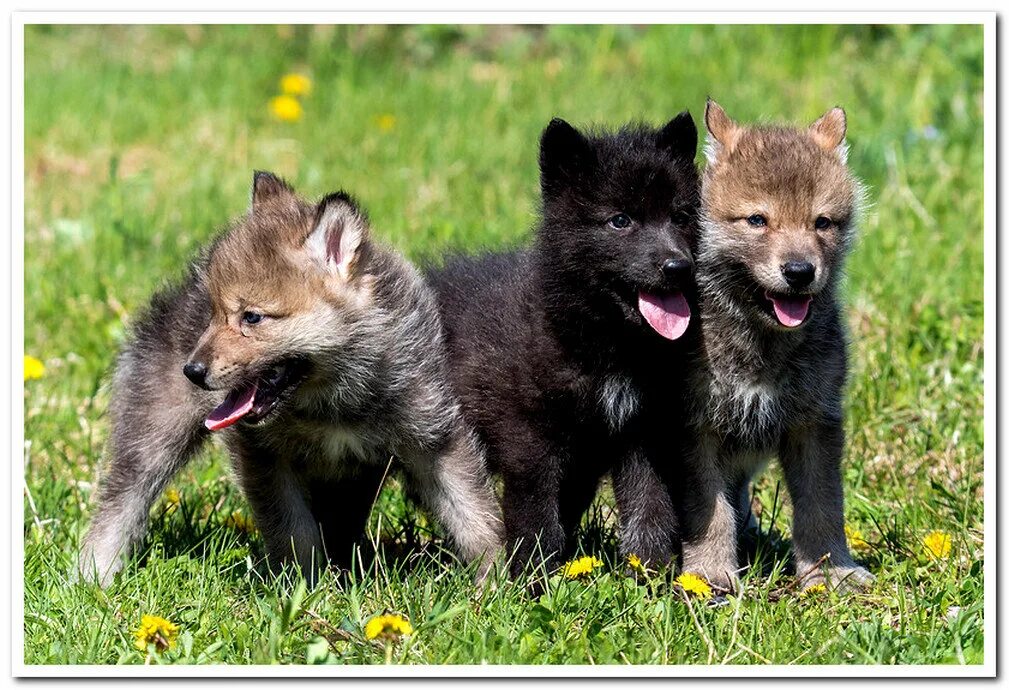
[[767, 292, 812, 328], [205, 383, 257, 431], [638, 291, 691, 341]]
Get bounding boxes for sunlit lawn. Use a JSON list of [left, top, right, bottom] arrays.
[[23, 24, 984, 665]]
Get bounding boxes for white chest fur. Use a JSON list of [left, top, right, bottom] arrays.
[[323, 427, 371, 463], [286, 424, 382, 481], [598, 374, 640, 432], [696, 373, 784, 446]]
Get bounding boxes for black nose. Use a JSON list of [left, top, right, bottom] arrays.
[[183, 361, 209, 389], [661, 257, 693, 285], [781, 261, 815, 288]]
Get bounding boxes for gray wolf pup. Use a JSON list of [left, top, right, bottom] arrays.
[[428, 115, 700, 576], [677, 100, 872, 592], [78, 172, 502, 587]]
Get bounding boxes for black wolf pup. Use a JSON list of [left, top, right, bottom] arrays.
[[79, 173, 502, 587], [677, 100, 873, 592], [428, 115, 701, 575]]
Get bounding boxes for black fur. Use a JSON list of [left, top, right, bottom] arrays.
[[427, 116, 701, 575]]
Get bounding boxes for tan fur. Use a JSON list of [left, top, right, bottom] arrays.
[[194, 193, 373, 392], [704, 99, 741, 153], [702, 101, 858, 299], [809, 107, 847, 150], [681, 102, 873, 593]]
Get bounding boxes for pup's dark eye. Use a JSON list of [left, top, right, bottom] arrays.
[[242, 311, 263, 325], [814, 216, 832, 230], [746, 214, 767, 227], [671, 210, 691, 226], [608, 213, 632, 230]]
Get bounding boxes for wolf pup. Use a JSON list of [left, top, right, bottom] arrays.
[[78, 173, 502, 587], [677, 100, 872, 592], [429, 115, 700, 576]]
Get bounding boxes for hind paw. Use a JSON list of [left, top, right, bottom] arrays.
[[75, 543, 123, 588], [800, 563, 874, 592]]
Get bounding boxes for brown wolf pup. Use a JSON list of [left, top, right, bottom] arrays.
[[677, 101, 873, 592], [78, 173, 502, 587]]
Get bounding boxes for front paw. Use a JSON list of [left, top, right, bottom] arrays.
[[507, 531, 564, 579], [679, 557, 740, 595], [800, 562, 874, 592], [701, 570, 739, 596]]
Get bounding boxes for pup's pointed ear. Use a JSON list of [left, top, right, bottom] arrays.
[[305, 192, 370, 282], [251, 171, 295, 211], [703, 99, 740, 165], [657, 111, 698, 161], [539, 118, 593, 186], [809, 107, 848, 161]]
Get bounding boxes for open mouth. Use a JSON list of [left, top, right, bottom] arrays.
[[762, 290, 813, 328], [204, 361, 304, 431], [638, 290, 691, 340]]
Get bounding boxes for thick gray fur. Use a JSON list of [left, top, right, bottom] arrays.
[[78, 185, 502, 587], [677, 221, 873, 593]]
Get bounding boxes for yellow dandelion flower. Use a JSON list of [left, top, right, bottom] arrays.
[[364, 613, 413, 641], [269, 95, 303, 122], [132, 614, 179, 652], [24, 355, 45, 381], [163, 487, 180, 514], [375, 114, 397, 132], [280, 73, 312, 97], [845, 524, 870, 551], [224, 511, 256, 534], [627, 553, 647, 577], [922, 530, 952, 560], [675, 572, 713, 600], [561, 555, 603, 580], [800, 583, 827, 598]]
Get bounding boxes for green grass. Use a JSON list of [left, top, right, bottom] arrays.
[[23, 24, 984, 666]]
